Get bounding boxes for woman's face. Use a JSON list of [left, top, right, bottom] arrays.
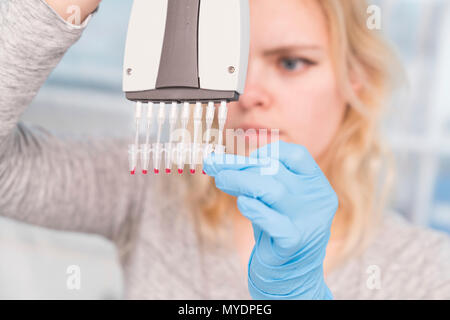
[[226, 0, 347, 160]]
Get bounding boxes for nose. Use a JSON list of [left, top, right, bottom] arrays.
[[237, 65, 271, 111]]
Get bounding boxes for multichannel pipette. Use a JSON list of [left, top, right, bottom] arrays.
[[123, 0, 250, 175]]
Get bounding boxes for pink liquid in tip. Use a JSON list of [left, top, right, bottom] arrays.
[[165, 169, 171, 174], [154, 169, 160, 174]]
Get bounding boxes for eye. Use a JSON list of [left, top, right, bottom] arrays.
[[279, 57, 315, 72]]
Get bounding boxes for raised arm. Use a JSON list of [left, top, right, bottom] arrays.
[[0, 0, 146, 243]]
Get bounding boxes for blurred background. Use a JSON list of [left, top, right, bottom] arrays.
[[1, 0, 449, 299]]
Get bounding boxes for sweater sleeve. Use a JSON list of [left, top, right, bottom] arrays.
[[0, 0, 147, 243], [424, 232, 450, 299]]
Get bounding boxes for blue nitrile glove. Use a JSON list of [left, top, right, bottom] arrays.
[[203, 141, 338, 300]]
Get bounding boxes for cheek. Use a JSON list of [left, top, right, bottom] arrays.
[[279, 64, 346, 158]]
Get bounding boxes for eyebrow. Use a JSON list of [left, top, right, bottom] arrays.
[[262, 45, 324, 56]]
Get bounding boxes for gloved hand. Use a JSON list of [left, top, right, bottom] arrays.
[[203, 141, 338, 300]]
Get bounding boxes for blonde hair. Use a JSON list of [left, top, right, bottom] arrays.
[[183, 0, 402, 270]]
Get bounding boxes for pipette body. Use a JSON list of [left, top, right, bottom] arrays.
[[123, 0, 250, 175]]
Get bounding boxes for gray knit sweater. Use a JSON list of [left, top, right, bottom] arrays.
[[0, 0, 449, 299]]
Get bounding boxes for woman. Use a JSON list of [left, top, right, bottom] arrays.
[[0, 0, 449, 299]]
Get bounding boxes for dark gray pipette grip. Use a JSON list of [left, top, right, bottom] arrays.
[[156, 0, 200, 89]]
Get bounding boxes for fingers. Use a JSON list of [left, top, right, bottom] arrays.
[[251, 140, 320, 176], [203, 141, 321, 177], [237, 196, 300, 256], [203, 152, 274, 177], [215, 170, 285, 206]]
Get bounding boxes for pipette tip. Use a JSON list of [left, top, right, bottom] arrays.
[[165, 169, 171, 174], [190, 169, 195, 174], [178, 169, 183, 174], [154, 169, 160, 174], [142, 170, 148, 175], [202, 170, 206, 175], [130, 170, 135, 175]]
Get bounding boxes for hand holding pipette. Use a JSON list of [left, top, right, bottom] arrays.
[[203, 141, 338, 300]]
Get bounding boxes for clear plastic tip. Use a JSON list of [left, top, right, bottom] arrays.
[[128, 144, 139, 175]]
